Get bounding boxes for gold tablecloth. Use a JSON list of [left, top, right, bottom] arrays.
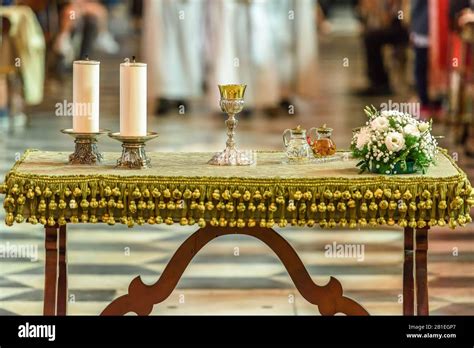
[[1, 149, 473, 229]]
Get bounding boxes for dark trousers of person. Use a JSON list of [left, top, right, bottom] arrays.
[[78, 15, 98, 60], [414, 46, 429, 106], [57, 2, 98, 60], [363, 20, 409, 88]]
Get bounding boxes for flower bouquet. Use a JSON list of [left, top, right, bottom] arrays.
[[351, 106, 438, 174]]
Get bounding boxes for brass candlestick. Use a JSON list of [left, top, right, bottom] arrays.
[[109, 132, 159, 169], [61, 129, 109, 165], [208, 84, 254, 166]]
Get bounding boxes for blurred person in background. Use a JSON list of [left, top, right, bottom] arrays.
[[0, 1, 45, 128], [410, 0, 436, 119], [270, 0, 319, 115], [205, 0, 280, 117], [54, 0, 119, 68], [0, 15, 13, 126], [427, 0, 449, 108], [450, 0, 474, 28], [143, 0, 205, 115], [449, 0, 474, 156], [355, 0, 409, 96], [410, 0, 450, 120], [130, 0, 143, 33]]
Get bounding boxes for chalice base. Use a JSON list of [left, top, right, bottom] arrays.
[[208, 148, 254, 166]]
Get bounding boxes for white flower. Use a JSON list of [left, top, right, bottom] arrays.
[[418, 122, 429, 133], [356, 127, 371, 150], [384, 132, 405, 152], [370, 117, 389, 131], [403, 124, 420, 137]]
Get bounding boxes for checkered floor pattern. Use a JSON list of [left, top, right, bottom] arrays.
[[1, 220, 473, 315]]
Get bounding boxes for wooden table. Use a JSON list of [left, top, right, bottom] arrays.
[[2, 150, 473, 316]]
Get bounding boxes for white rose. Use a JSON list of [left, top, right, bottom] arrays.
[[384, 132, 405, 152], [403, 124, 420, 137], [418, 122, 429, 133], [370, 117, 389, 131], [355, 127, 370, 150]]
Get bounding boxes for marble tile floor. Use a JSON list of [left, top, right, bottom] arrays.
[[0, 33, 473, 315], [0, 224, 473, 315]]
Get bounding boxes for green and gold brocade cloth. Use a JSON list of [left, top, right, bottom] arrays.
[[1, 149, 473, 229]]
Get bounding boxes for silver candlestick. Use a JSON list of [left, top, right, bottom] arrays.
[[208, 84, 254, 166], [109, 132, 159, 169], [61, 129, 109, 165]]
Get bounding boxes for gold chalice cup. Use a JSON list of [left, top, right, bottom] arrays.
[[218, 84, 246, 100]]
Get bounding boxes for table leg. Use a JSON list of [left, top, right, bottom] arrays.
[[57, 224, 68, 315], [44, 224, 59, 315], [415, 227, 429, 315], [403, 227, 414, 316], [101, 226, 368, 316]]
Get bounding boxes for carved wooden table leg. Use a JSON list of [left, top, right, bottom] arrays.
[[102, 226, 368, 316], [403, 227, 415, 316], [57, 224, 68, 315], [44, 224, 59, 315], [415, 227, 429, 315]]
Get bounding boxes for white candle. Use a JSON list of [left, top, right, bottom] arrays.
[[73, 60, 100, 133], [120, 59, 147, 136]]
